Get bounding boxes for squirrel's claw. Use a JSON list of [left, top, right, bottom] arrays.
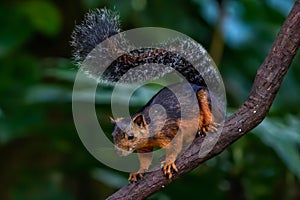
[[202, 122, 219, 134], [162, 162, 178, 179], [128, 172, 143, 182], [196, 122, 219, 137]]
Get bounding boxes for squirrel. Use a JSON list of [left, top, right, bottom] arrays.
[[71, 8, 219, 182]]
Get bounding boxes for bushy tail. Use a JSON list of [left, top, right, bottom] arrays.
[[70, 8, 120, 63], [101, 48, 206, 86], [70, 8, 209, 87]]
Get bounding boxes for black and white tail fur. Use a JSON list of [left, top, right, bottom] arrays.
[[70, 8, 214, 87]]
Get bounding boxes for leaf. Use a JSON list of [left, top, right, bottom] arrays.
[[19, 0, 62, 36], [0, 6, 32, 56], [0, 108, 10, 144], [254, 115, 300, 178], [91, 168, 128, 188], [25, 85, 71, 103]]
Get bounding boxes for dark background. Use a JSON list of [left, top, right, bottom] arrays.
[[0, 0, 300, 199]]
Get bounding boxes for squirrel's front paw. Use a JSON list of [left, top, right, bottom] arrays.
[[128, 172, 143, 182], [162, 161, 178, 179]]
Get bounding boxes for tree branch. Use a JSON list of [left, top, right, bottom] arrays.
[[107, 1, 300, 199]]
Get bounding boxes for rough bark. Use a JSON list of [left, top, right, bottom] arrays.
[[107, 1, 300, 199]]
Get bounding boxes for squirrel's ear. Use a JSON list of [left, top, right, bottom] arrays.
[[133, 114, 146, 128], [109, 116, 116, 124]]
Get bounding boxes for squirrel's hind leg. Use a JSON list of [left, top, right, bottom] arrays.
[[196, 89, 219, 136]]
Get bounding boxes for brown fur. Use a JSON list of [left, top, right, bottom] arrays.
[[111, 85, 218, 181]]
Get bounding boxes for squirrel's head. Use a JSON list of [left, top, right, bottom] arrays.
[[110, 114, 149, 156]]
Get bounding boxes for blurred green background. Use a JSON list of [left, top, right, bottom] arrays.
[[0, 0, 300, 199]]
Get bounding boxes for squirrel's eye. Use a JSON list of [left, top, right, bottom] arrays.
[[128, 134, 134, 140]]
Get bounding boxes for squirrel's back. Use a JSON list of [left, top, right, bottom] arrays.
[[139, 83, 207, 123]]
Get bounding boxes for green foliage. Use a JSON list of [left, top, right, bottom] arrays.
[[0, 0, 299, 199], [255, 116, 300, 178], [19, 0, 62, 36]]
